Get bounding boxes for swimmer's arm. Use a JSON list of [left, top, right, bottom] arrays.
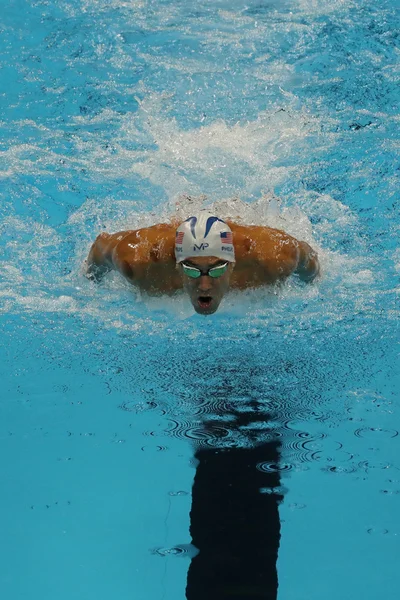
[[86, 232, 125, 281], [294, 241, 320, 282], [256, 228, 320, 282], [85, 223, 174, 282]]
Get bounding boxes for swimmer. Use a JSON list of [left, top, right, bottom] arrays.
[[86, 211, 320, 315]]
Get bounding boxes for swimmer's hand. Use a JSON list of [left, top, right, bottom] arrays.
[[84, 261, 108, 282], [294, 241, 320, 282], [85, 233, 113, 282]]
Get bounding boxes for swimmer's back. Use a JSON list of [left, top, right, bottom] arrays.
[[86, 219, 319, 289]]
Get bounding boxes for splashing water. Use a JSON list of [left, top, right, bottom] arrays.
[[0, 0, 399, 599]]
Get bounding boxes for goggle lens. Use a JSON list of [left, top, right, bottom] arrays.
[[182, 262, 228, 279], [209, 263, 229, 278]]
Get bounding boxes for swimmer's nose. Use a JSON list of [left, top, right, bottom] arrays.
[[198, 275, 212, 292]]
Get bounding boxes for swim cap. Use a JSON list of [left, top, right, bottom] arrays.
[[175, 212, 235, 263]]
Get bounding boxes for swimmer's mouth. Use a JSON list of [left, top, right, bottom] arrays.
[[197, 296, 213, 309]]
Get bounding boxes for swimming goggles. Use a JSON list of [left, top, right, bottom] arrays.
[[181, 262, 229, 279]]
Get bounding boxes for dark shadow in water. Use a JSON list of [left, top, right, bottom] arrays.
[[186, 400, 282, 600]]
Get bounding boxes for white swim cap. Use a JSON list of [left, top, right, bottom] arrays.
[[175, 212, 235, 263]]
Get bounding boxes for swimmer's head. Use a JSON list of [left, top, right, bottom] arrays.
[[174, 212, 235, 264], [175, 213, 235, 315]]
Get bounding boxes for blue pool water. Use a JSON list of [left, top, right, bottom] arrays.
[[1, 0, 399, 598]]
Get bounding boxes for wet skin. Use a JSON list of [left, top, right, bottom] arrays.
[[86, 220, 320, 314], [179, 256, 235, 315]]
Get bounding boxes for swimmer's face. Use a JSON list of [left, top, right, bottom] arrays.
[[179, 256, 234, 315]]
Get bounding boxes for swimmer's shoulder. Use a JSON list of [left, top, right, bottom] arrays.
[[227, 221, 300, 276], [227, 221, 292, 252], [111, 222, 177, 267]]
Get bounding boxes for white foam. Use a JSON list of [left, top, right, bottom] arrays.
[[294, 0, 356, 16], [0, 0, 387, 332], [64, 91, 324, 203], [393, 249, 400, 273], [0, 182, 378, 332]]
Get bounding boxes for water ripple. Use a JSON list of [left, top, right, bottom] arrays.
[[151, 544, 199, 558], [354, 427, 398, 439], [256, 462, 294, 473]]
